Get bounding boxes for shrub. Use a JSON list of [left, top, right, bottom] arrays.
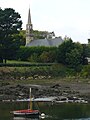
[[80, 65, 90, 78]]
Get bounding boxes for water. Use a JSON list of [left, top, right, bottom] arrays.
[[0, 102, 90, 120]]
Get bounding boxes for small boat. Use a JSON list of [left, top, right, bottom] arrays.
[[13, 109, 40, 118], [12, 88, 40, 118]]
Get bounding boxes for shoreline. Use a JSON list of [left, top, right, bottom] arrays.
[[0, 81, 90, 103]]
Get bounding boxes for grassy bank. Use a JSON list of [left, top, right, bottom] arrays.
[[0, 64, 90, 85]]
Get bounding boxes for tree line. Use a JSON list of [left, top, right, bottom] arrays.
[[0, 7, 90, 71], [14, 39, 88, 70]]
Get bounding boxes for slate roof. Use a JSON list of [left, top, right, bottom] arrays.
[[26, 37, 63, 47]]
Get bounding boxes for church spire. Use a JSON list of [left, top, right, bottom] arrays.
[[26, 7, 33, 46], [28, 8, 31, 24]]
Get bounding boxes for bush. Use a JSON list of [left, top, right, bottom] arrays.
[[16, 46, 57, 62], [80, 65, 90, 78], [0, 64, 90, 79]]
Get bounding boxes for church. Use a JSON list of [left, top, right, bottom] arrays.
[[25, 7, 63, 47]]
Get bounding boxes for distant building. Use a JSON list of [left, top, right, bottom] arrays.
[[26, 7, 63, 47], [88, 39, 90, 44], [87, 57, 90, 63]]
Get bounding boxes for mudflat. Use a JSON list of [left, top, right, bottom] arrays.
[[0, 80, 90, 102]]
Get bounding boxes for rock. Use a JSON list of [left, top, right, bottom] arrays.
[[51, 84, 61, 88]]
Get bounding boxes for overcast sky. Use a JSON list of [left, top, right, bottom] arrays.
[[0, 0, 90, 43]]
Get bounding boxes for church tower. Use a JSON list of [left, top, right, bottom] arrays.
[[26, 7, 33, 46]]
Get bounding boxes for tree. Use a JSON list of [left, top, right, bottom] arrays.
[[57, 38, 74, 64], [86, 44, 90, 58], [57, 38, 85, 70], [81, 44, 88, 65], [19, 30, 26, 46], [40, 51, 56, 63], [0, 8, 22, 63]]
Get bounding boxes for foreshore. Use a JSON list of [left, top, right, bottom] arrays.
[[0, 80, 90, 103]]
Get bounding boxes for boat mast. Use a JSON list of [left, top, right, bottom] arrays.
[[30, 88, 32, 110]]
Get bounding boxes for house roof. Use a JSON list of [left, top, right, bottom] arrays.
[[26, 37, 63, 47]]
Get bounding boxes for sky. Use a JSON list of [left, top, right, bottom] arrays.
[[0, 0, 90, 43]]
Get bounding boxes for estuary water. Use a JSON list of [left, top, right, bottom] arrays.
[[0, 101, 90, 120]]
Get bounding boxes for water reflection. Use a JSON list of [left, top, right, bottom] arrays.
[[13, 116, 90, 120], [64, 118, 90, 120], [0, 102, 90, 120], [13, 117, 39, 120], [13, 115, 58, 120]]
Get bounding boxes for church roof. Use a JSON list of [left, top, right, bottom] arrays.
[[26, 37, 63, 47]]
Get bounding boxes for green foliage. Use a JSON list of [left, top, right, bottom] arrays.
[[57, 39, 74, 64], [0, 64, 73, 79], [18, 30, 26, 46], [39, 51, 56, 63], [87, 44, 90, 58], [0, 8, 22, 63], [39, 51, 50, 63], [16, 46, 57, 62], [0, 63, 90, 79], [80, 65, 90, 78], [33, 30, 48, 39], [66, 49, 82, 67], [0, 63, 53, 67], [28, 53, 39, 62], [57, 39, 87, 70]]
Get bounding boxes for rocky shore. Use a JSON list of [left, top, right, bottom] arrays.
[[0, 81, 90, 103]]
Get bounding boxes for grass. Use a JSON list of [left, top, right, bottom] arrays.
[[0, 62, 90, 85], [7, 60, 31, 64]]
